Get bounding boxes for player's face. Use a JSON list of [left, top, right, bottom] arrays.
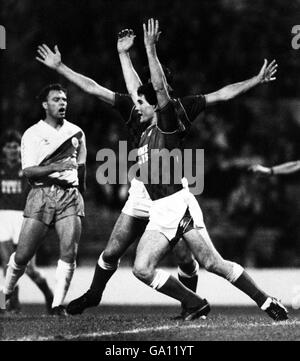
[[136, 95, 155, 123], [2, 141, 20, 163], [43, 90, 67, 120]]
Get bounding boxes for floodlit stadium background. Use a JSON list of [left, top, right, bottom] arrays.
[[1, 0, 300, 305]]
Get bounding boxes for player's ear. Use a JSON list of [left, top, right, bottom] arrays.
[[42, 101, 48, 110]]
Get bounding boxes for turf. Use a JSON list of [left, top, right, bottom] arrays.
[[0, 304, 299, 341]]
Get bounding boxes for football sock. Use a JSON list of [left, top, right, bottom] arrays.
[[178, 261, 199, 292], [4, 253, 26, 296], [89, 252, 119, 298], [52, 259, 76, 308], [150, 269, 202, 308], [232, 270, 268, 307]]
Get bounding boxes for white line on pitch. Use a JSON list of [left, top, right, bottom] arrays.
[[9, 318, 300, 341]]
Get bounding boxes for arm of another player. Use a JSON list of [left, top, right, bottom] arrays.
[[204, 59, 278, 106], [143, 18, 169, 109], [77, 133, 87, 195], [249, 161, 300, 175], [36, 44, 115, 105], [117, 29, 142, 105]]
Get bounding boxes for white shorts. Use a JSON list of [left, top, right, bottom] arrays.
[[146, 188, 205, 241], [122, 178, 152, 219], [0, 210, 24, 245]]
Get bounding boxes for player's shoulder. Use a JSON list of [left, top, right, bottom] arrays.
[[22, 120, 44, 139], [64, 119, 85, 135]]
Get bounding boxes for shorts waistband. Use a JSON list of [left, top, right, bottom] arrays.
[[31, 183, 78, 191]]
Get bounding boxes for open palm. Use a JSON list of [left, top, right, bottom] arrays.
[[36, 44, 62, 69]]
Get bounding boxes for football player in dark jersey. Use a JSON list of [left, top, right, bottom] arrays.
[[125, 18, 287, 321], [0, 130, 53, 313]]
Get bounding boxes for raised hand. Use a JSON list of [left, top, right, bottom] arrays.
[[143, 18, 161, 49], [257, 59, 278, 83], [117, 29, 136, 53], [36, 44, 62, 70]]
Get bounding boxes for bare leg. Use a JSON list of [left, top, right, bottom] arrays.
[[172, 238, 199, 292], [51, 215, 81, 308], [25, 256, 53, 313], [133, 230, 204, 311], [67, 213, 147, 315], [4, 218, 48, 296]]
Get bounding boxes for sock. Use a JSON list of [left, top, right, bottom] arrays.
[[89, 252, 119, 299], [52, 259, 76, 308], [4, 253, 26, 296], [232, 269, 268, 307], [150, 269, 202, 309], [178, 261, 199, 293]]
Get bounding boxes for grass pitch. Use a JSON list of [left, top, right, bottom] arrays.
[[1, 305, 299, 341]]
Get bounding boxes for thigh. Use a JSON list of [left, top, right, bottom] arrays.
[[16, 218, 49, 265], [183, 227, 223, 266], [104, 212, 148, 257], [55, 215, 82, 260], [134, 230, 171, 270]]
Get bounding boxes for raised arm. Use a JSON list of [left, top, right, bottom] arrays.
[[36, 44, 115, 105], [250, 161, 300, 175], [143, 18, 169, 109], [117, 29, 142, 104], [205, 59, 278, 106]]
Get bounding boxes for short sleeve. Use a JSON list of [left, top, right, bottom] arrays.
[[21, 131, 38, 169], [180, 95, 206, 124]]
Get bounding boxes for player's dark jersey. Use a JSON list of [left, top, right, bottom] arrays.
[[114, 93, 206, 199], [0, 160, 29, 210]]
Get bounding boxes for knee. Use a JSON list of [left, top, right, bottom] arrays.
[[102, 245, 122, 264], [14, 252, 29, 267], [132, 262, 154, 284], [175, 251, 195, 267]]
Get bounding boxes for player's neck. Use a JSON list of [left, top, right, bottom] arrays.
[[150, 112, 157, 126], [43, 116, 64, 130]]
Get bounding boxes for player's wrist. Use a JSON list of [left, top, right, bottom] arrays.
[[145, 44, 156, 53], [55, 62, 64, 72], [117, 48, 128, 54]]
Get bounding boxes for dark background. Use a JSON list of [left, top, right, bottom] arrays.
[[1, 0, 300, 267]]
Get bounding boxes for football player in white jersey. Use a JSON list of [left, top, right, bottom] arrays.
[[2, 84, 87, 316], [0, 130, 53, 313]]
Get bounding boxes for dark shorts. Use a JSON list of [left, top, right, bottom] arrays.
[[24, 185, 85, 226]]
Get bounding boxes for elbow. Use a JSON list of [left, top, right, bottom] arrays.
[[152, 83, 165, 93], [23, 167, 39, 180], [23, 168, 32, 179], [219, 91, 232, 102], [86, 83, 97, 95]]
